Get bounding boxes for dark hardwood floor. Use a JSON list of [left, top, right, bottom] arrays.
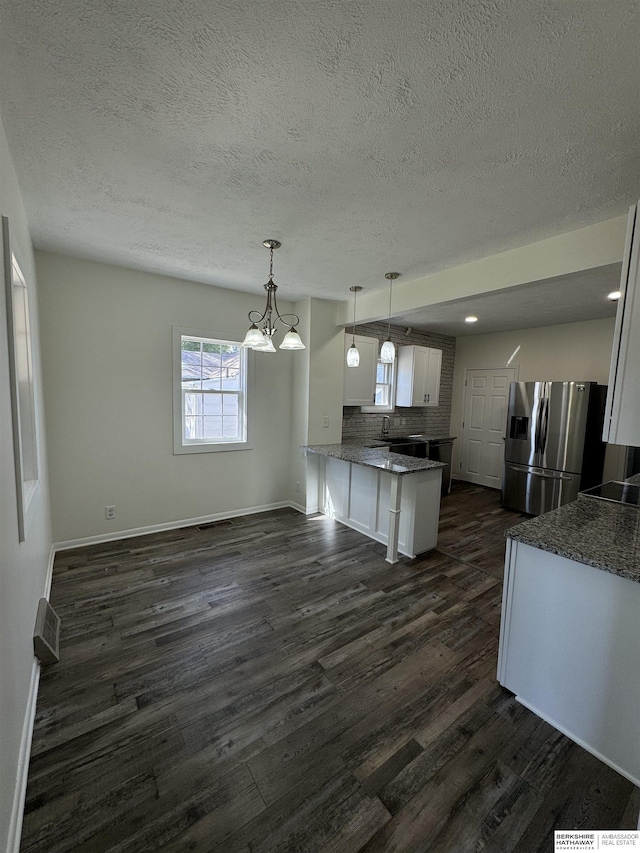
[[20, 482, 639, 852]]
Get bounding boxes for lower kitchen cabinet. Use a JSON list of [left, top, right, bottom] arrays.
[[320, 456, 442, 559], [498, 539, 640, 788]]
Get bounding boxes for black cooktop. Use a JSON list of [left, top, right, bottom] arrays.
[[580, 480, 640, 507]]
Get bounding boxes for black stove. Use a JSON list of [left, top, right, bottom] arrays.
[[580, 480, 640, 507]]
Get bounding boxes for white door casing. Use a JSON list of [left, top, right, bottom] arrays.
[[460, 367, 517, 489]]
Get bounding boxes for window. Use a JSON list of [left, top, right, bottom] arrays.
[[173, 327, 250, 453], [361, 359, 395, 413], [3, 215, 39, 541]]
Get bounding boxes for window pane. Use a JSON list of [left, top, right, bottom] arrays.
[[376, 363, 386, 383], [375, 385, 389, 406], [184, 392, 203, 416], [181, 340, 200, 352], [204, 416, 223, 438], [222, 417, 239, 438], [201, 347, 222, 390], [181, 342, 202, 389], [184, 416, 201, 439], [222, 394, 238, 416], [222, 368, 240, 390], [203, 394, 222, 415]]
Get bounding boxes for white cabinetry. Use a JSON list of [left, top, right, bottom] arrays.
[[343, 334, 378, 405], [604, 201, 640, 446], [498, 539, 640, 787], [396, 345, 442, 407], [319, 456, 442, 559]]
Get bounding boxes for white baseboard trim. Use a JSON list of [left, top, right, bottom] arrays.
[[6, 545, 56, 852], [53, 501, 297, 552], [515, 695, 640, 789], [6, 661, 40, 853], [44, 544, 56, 599]]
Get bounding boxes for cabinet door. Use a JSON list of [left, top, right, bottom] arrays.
[[397, 346, 441, 407], [411, 347, 430, 405], [604, 202, 640, 446], [343, 334, 378, 405], [425, 348, 442, 406]]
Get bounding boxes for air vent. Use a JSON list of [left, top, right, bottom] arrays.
[[33, 598, 61, 665], [196, 520, 233, 531]]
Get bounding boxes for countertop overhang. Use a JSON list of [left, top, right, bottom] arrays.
[[506, 494, 640, 583], [302, 443, 446, 476]]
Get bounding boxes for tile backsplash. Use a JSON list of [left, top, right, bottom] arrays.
[[342, 322, 456, 441]]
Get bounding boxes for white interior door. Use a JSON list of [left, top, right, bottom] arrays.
[[460, 367, 516, 488]]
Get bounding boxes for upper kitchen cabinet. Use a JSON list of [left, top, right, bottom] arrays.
[[604, 201, 640, 446], [343, 334, 378, 405], [396, 345, 442, 407]]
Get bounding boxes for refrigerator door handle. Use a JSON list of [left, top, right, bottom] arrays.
[[533, 386, 545, 455], [507, 464, 573, 481], [540, 395, 550, 455]]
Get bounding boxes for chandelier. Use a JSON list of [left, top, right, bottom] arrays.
[[241, 239, 305, 352]]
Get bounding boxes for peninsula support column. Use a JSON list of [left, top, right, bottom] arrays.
[[386, 473, 403, 564]]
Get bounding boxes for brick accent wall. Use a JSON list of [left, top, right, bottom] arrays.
[[342, 322, 456, 441]]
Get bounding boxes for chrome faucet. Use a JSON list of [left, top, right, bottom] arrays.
[[381, 416, 390, 438]]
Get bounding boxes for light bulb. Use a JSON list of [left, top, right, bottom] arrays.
[[380, 340, 395, 363]]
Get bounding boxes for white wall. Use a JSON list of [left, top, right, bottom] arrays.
[[289, 297, 344, 513], [0, 116, 53, 852], [36, 251, 296, 544], [450, 317, 617, 476]]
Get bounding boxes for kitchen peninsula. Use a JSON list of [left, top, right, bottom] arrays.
[[498, 480, 640, 790], [302, 444, 445, 564]]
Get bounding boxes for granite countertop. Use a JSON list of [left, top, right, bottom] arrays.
[[302, 443, 446, 476], [345, 435, 456, 448], [507, 495, 640, 583]]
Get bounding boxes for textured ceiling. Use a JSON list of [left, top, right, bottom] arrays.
[[397, 263, 622, 336], [1, 0, 639, 317]]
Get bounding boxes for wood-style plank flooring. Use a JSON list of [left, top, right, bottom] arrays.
[[20, 482, 639, 852]]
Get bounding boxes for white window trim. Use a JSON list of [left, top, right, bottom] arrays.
[[361, 358, 396, 414], [3, 216, 40, 541], [172, 325, 253, 454]]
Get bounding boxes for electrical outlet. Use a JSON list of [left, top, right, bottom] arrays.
[[322, 416, 329, 428], [296, 481, 301, 493], [105, 506, 116, 520]]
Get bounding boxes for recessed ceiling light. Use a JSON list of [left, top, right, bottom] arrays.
[[465, 315, 478, 323], [608, 290, 621, 301]]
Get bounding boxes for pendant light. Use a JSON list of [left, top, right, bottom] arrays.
[[346, 286, 362, 367], [380, 272, 399, 363], [241, 239, 305, 352]]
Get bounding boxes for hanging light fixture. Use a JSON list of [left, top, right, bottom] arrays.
[[380, 272, 399, 363], [346, 286, 362, 367], [241, 239, 305, 352]]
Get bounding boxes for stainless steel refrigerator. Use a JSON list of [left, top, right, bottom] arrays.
[[502, 381, 607, 515]]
